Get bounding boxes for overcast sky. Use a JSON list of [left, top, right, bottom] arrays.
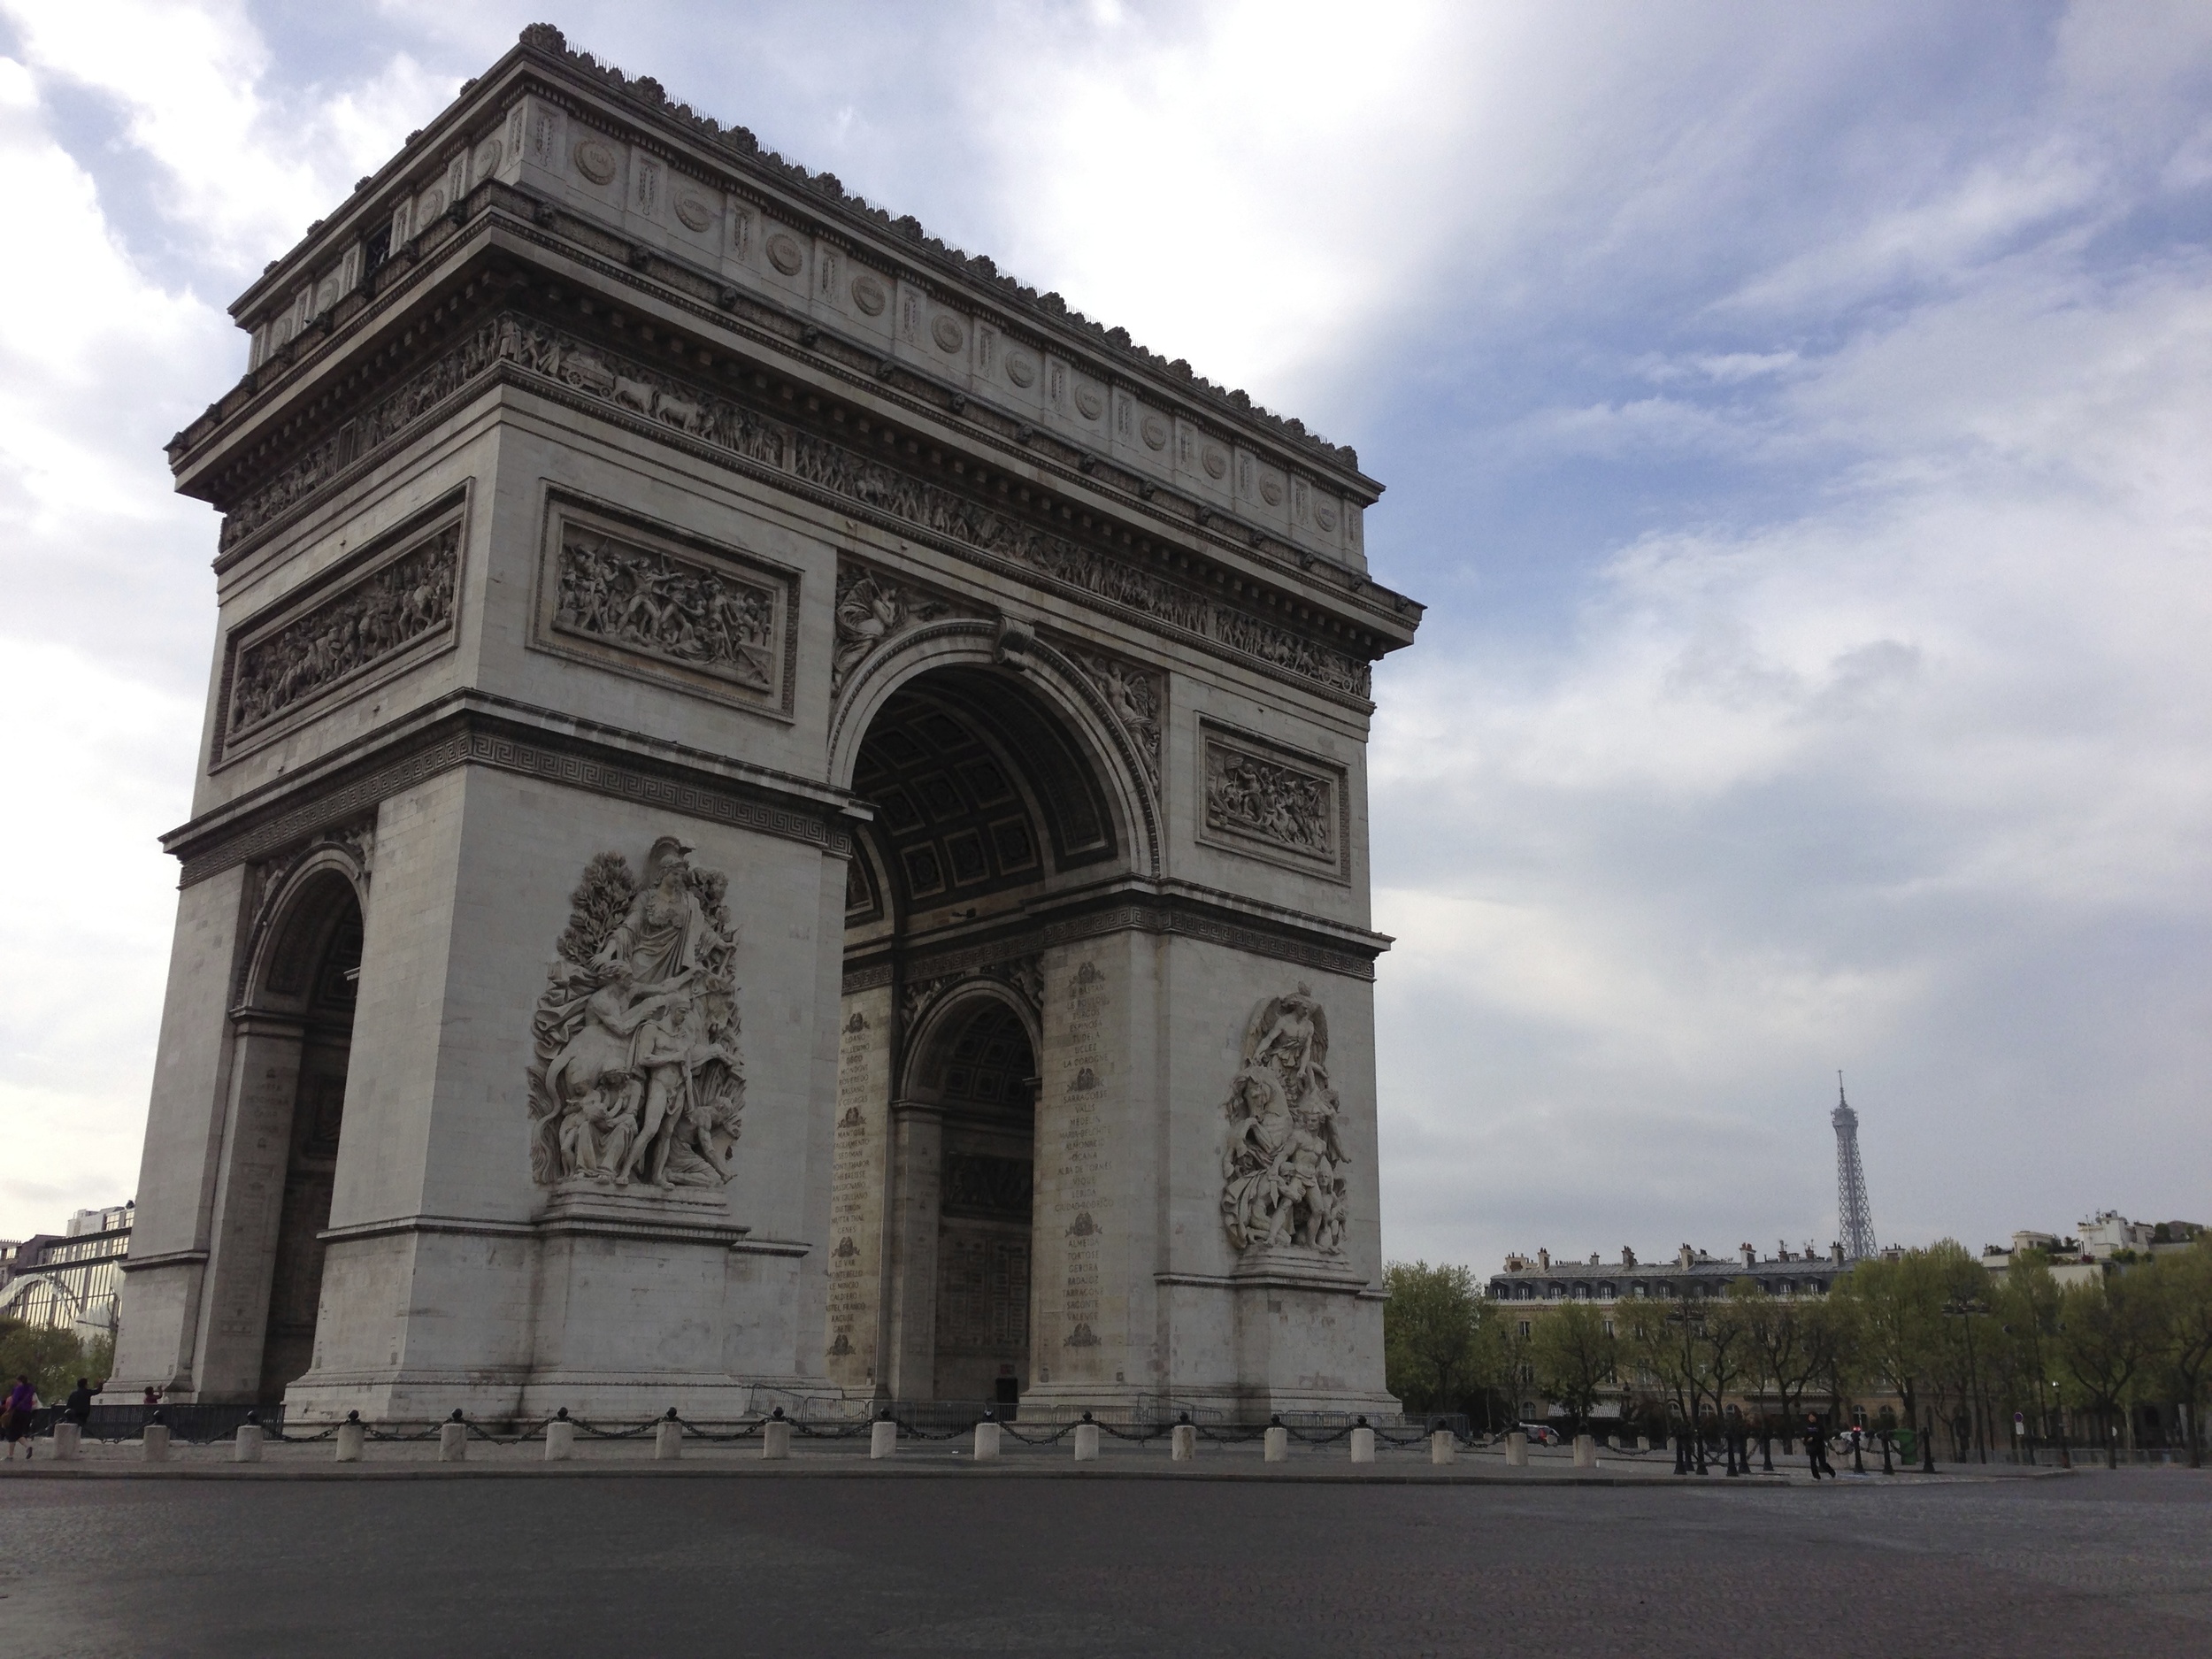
[[1, 1, 2207, 1269]]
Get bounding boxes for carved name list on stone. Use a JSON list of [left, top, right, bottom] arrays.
[[826, 1000, 888, 1374], [1220, 987, 1348, 1256], [1202, 731, 1339, 868], [219, 311, 1373, 703], [227, 523, 458, 741], [1056, 960, 1108, 1359], [553, 526, 777, 693], [526, 837, 748, 1192]]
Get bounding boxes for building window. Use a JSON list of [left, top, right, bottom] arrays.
[[1517, 1320, 1531, 1337]]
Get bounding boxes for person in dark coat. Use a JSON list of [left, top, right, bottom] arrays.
[[1803, 1414, 1835, 1479], [64, 1378, 94, 1425]]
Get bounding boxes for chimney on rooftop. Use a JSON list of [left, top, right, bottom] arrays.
[[1537, 1248, 1550, 1271], [1741, 1243, 1756, 1267]]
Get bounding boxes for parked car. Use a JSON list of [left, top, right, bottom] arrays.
[[1517, 1423, 1563, 1446]]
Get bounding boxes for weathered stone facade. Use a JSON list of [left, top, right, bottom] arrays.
[[111, 27, 1419, 1424]]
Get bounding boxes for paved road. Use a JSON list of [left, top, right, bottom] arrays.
[[2, 1466, 2205, 1656]]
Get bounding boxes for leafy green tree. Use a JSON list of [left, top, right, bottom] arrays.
[[1992, 1252, 2063, 1451], [2139, 1240, 2212, 1467], [1836, 1247, 1947, 1445], [1528, 1302, 1616, 1435], [0, 1319, 95, 1404], [1384, 1262, 1501, 1420], [2057, 1273, 2165, 1468]]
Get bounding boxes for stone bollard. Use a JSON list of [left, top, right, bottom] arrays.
[[1171, 1422, 1197, 1462], [871, 1417, 898, 1459], [973, 1421, 1002, 1461], [1429, 1427, 1455, 1466], [336, 1414, 365, 1463], [763, 1410, 793, 1461], [1265, 1420, 1291, 1463], [1350, 1420, 1376, 1464], [1504, 1432, 1528, 1468], [439, 1412, 467, 1463], [1573, 1433, 1597, 1469], [234, 1424, 264, 1463], [545, 1412, 576, 1462], [142, 1424, 171, 1463], [656, 1411, 683, 1461], [1638, 1435, 1653, 1453], [1073, 1417, 1101, 1462], [51, 1423, 81, 1463]]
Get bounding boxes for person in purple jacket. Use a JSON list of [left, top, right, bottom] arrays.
[[3, 1375, 36, 1460]]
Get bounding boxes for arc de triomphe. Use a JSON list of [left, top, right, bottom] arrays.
[[111, 25, 1421, 1423]]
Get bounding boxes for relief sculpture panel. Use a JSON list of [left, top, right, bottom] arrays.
[[534, 498, 795, 715], [526, 837, 748, 1191], [1220, 987, 1348, 1255], [218, 518, 460, 759], [1196, 719, 1348, 881]]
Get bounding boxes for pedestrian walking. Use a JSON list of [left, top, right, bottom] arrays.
[[64, 1377, 94, 1425], [1803, 1414, 1834, 1480], [3, 1375, 36, 1460]]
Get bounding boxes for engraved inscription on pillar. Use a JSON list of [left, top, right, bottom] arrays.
[[1056, 959, 1108, 1356], [826, 995, 890, 1381]]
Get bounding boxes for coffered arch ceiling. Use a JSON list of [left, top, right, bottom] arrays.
[[848, 665, 1117, 924]]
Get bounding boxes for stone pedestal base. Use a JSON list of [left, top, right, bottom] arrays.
[[336, 1420, 365, 1462], [51, 1424, 81, 1462], [871, 1420, 897, 1458], [655, 1419, 683, 1459], [1429, 1428, 1455, 1465], [763, 1419, 792, 1459], [1350, 1425, 1375, 1463], [1171, 1423, 1196, 1461], [1073, 1422, 1101, 1462], [234, 1425, 263, 1463], [439, 1421, 467, 1461], [545, 1419, 576, 1460], [142, 1425, 171, 1463], [974, 1422, 1002, 1461], [1504, 1433, 1527, 1467]]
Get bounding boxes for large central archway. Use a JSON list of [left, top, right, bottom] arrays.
[[827, 642, 1144, 1409]]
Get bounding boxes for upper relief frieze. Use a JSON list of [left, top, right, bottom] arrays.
[[212, 309, 1375, 704]]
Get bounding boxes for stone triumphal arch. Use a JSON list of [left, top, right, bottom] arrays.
[[111, 26, 1421, 1423]]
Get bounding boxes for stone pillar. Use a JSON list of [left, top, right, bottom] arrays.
[[1504, 1432, 1527, 1468], [763, 1418, 793, 1460], [973, 1421, 1002, 1461], [234, 1424, 264, 1463], [1573, 1433, 1597, 1469], [142, 1425, 172, 1463], [190, 1012, 309, 1401], [881, 1102, 943, 1402], [656, 1417, 683, 1460], [439, 1419, 467, 1462], [871, 1418, 898, 1459], [51, 1423, 81, 1462], [1429, 1427, 1455, 1465], [1171, 1423, 1196, 1461], [336, 1417, 365, 1462], [1264, 1425, 1290, 1463], [825, 987, 894, 1395], [1350, 1424, 1376, 1463], [545, 1418, 576, 1461], [1073, 1420, 1101, 1462]]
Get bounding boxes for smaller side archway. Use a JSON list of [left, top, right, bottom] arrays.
[[883, 982, 1040, 1408], [231, 846, 367, 1404]]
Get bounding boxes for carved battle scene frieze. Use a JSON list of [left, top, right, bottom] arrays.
[[527, 837, 748, 1192], [214, 308, 1375, 705], [898, 954, 1043, 1037], [1221, 987, 1349, 1256], [1196, 718, 1349, 882], [533, 496, 797, 715], [216, 513, 462, 763]]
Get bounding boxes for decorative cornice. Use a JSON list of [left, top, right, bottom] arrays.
[[165, 693, 855, 887], [206, 300, 1379, 706]]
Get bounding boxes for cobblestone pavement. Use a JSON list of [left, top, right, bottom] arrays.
[[1, 1461, 2203, 1655]]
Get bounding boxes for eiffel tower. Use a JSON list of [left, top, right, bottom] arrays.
[[1832, 1075, 1878, 1261]]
